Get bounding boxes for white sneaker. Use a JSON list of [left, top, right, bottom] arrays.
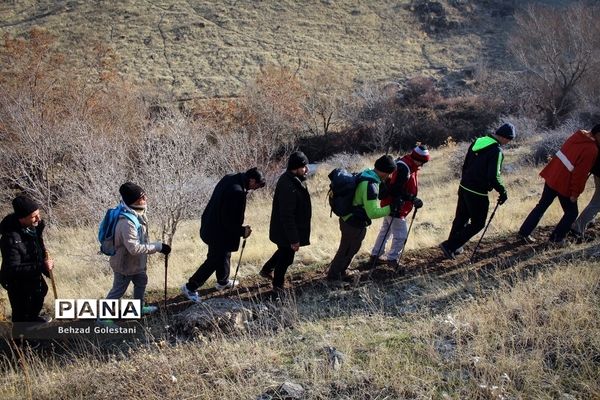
[[180, 284, 201, 303], [215, 279, 239, 291]]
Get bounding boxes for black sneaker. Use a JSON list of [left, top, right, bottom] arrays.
[[259, 269, 273, 280], [567, 229, 584, 244], [439, 242, 455, 260]]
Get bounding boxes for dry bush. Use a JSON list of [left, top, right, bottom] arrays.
[[509, 2, 600, 127]]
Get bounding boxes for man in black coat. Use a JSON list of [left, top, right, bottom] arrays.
[[0, 196, 54, 332], [181, 167, 265, 302], [260, 151, 312, 292]]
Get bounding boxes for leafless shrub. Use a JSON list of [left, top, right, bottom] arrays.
[[509, 2, 600, 127]]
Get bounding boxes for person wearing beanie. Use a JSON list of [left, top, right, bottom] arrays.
[[519, 124, 600, 245], [260, 151, 312, 297], [370, 145, 430, 270], [103, 182, 171, 320], [326, 155, 397, 283], [0, 195, 54, 335], [440, 123, 516, 259], [181, 167, 266, 302]]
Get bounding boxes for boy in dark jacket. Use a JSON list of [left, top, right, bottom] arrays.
[[181, 167, 265, 302], [260, 151, 312, 292], [440, 123, 515, 259], [0, 196, 54, 331]]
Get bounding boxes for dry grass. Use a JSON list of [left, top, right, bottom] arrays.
[[0, 0, 514, 98], [1, 137, 599, 399]]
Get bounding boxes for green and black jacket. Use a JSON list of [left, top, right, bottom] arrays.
[[459, 135, 507, 197]]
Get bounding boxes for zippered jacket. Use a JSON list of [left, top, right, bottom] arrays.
[[380, 155, 419, 218], [109, 203, 161, 275], [459, 135, 507, 197], [540, 130, 598, 198], [0, 214, 48, 286], [343, 169, 390, 227], [269, 171, 312, 247]]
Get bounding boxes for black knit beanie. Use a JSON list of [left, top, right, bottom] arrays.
[[495, 123, 516, 140], [287, 151, 309, 170], [374, 155, 397, 174], [119, 182, 145, 206], [12, 195, 40, 218], [591, 124, 600, 136]]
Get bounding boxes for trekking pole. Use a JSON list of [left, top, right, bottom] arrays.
[[48, 269, 58, 300], [470, 201, 500, 263], [164, 253, 169, 308], [231, 238, 247, 289], [371, 217, 393, 270], [397, 208, 418, 265]]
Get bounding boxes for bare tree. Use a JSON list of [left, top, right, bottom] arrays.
[[510, 2, 600, 127], [301, 63, 352, 135], [132, 116, 215, 245]]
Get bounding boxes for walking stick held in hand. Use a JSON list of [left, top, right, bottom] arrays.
[[232, 238, 247, 290], [397, 208, 418, 265], [470, 200, 500, 263], [48, 269, 58, 300], [164, 253, 169, 308]]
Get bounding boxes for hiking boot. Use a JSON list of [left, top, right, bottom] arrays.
[[259, 269, 273, 280], [439, 241, 455, 260], [567, 229, 584, 244], [518, 233, 536, 244], [453, 246, 464, 255], [385, 259, 400, 269], [215, 279, 239, 291], [547, 238, 567, 248], [181, 284, 201, 303], [142, 305, 158, 315]]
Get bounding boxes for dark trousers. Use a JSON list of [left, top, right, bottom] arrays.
[[519, 183, 579, 242], [6, 276, 48, 322], [261, 246, 296, 289], [187, 244, 231, 291], [327, 218, 367, 280], [446, 187, 489, 252]]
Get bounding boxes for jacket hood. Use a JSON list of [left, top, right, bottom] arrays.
[[472, 135, 500, 152], [0, 213, 22, 234]]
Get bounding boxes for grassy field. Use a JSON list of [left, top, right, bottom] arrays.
[[2, 134, 599, 398], [0, 0, 515, 99]]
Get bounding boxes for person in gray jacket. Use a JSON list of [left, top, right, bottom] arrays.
[[106, 182, 170, 315]]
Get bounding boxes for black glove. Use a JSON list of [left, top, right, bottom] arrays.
[[412, 197, 423, 209], [498, 191, 508, 205], [160, 243, 171, 255]]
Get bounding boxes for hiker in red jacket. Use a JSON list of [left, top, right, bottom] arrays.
[[369, 145, 430, 269], [519, 124, 600, 244]]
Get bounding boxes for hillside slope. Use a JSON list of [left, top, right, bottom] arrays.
[[0, 0, 518, 99]]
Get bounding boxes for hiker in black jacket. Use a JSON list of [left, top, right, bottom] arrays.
[[0, 196, 54, 330], [181, 168, 266, 302], [260, 152, 312, 293], [440, 123, 516, 259]]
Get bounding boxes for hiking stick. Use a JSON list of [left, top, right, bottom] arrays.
[[397, 208, 418, 265], [164, 253, 169, 308], [371, 217, 393, 269], [470, 201, 500, 263], [48, 269, 58, 300], [232, 238, 247, 289]]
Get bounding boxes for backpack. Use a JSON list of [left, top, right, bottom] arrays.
[[98, 204, 142, 256], [327, 168, 361, 217]]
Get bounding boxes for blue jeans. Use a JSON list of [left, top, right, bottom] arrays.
[[519, 183, 578, 242], [106, 271, 148, 304]]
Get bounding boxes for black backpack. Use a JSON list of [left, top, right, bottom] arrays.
[[328, 168, 370, 217]]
